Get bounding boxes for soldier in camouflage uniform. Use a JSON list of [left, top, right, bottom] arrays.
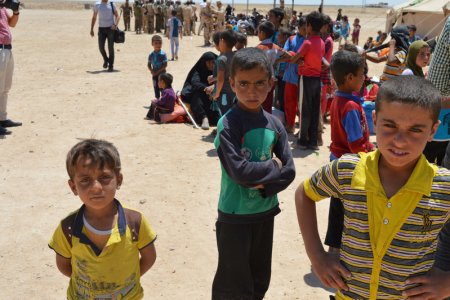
[[121, 0, 133, 31], [162, 1, 172, 35], [202, 0, 216, 46], [182, 1, 192, 36], [133, 0, 143, 34], [142, 0, 149, 33], [147, 0, 155, 33], [155, 1, 164, 33], [215, 0, 225, 31], [190, 1, 197, 35], [175, 0, 184, 25]]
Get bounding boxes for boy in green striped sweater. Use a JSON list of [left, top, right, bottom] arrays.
[[295, 75, 450, 299]]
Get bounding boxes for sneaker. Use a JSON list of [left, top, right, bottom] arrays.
[[201, 117, 210, 130], [103, 61, 108, 69], [0, 119, 22, 127], [0, 126, 11, 135]]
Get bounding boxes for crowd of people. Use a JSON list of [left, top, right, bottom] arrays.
[[34, 0, 450, 298]]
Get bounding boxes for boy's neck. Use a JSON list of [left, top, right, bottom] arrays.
[[337, 86, 358, 95], [378, 155, 420, 198], [221, 48, 232, 54], [84, 201, 118, 223], [153, 49, 161, 53], [308, 32, 320, 37]]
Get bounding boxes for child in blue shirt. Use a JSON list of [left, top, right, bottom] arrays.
[[148, 35, 168, 99]]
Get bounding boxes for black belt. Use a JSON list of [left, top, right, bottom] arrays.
[[0, 44, 11, 49]]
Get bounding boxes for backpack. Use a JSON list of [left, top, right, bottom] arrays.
[[61, 207, 142, 247]]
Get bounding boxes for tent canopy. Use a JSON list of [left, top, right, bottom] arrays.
[[386, 0, 450, 39]]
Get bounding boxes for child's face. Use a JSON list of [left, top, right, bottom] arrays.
[[230, 67, 273, 113], [345, 66, 365, 93], [257, 30, 266, 41], [416, 46, 431, 68], [306, 23, 313, 35], [158, 78, 166, 89], [298, 24, 307, 36], [373, 101, 438, 172], [152, 40, 162, 51], [277, 34, 288, 47], [68, 158, 123, 212], [268, 12, 279, 26]]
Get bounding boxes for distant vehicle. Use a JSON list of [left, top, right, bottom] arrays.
[[365, 2, 389, 7]]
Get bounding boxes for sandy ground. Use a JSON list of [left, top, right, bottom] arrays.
[[0, 4, 387, 299]]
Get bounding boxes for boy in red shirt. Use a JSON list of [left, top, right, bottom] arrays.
[[324, 49, 375, 250], [291, 11, 324, 150]]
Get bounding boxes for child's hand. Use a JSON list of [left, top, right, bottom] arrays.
[[403, 267, 450, 299], [204, 85, 214, 95], [310, 249, 351, 291]]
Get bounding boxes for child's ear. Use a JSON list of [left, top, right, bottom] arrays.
[[229, 76, 236, 93], [68, 179, 78, 196], [429, 120, 441, 142], [116, 172, 124, 189]]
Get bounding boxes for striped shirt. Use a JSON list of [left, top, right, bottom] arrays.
[[304, 150, 450, 299], [428, 16, 450, 97], [380, 49, 406, 82]]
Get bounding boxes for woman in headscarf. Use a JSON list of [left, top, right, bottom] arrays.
[[181, 51, 218, 129], [402, 40, 431, 77]]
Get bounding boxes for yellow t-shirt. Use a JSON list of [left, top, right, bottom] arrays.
[[49, 200, 156, 300]]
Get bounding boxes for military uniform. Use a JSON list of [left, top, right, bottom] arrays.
[[202, 2, 216, 45], [121, 1, 133, 31], [142, 1, 149, 33], [133, 1, 143, 34], [191, 4, 197, 35], [155, 2, 164, 33], [182, 3, 193, 36], [147, 1, 155, 34], [215, 2, 225, 31], [162, 3, 172, 34]]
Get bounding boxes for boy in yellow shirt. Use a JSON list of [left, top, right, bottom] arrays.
[[295, 75, 450, 299], [49, 139, 157, 300]]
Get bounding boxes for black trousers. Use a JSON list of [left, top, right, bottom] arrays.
[[189, 90, 219, 125], [423, 140, 449, 166], [299, 76, 321, 147], [324, 196, 344, 248], [152, 75, 161, 99], [98, 27, 115, 67], [212, 218, 274, 300]]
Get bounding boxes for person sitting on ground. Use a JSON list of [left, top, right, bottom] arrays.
[[181, 52, 218, 129], [363, 36, 373, 50], [145, 73, 176, 121], [296, 75, 450, 300], [234, 32, 247, 50], [408, 24, 421, 43]]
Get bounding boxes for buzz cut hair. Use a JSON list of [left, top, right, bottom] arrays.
[[230, 47, 272, 79], [375, 76, 441, 124], [66, 139, 121, 179]]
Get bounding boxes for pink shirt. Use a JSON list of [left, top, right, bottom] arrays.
[[297, 35, 324, 77], [0, 8, 12, 45]]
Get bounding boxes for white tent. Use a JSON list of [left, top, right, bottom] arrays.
[[386, 0, 450, 39]]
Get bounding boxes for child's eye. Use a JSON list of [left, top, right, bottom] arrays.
[[410, 128, 423, 133], [383, 124, 396, 128], [80, 178, 91, 184]]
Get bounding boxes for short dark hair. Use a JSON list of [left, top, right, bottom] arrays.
[[330, 50, 365, 86], [235, 32, 247, 46], [306, 11, 323, 33], [230, 47, 272, 79], [212, 31, 222, 46], [152, 34, 163, 43], [159, 72, 173, 88], [171, 9, 177, 16], [220, 30, 237, 48], [297, 16, 306, 28], [66, 139, 121, 179], [375, 76, 441, 124], [258, 21, 275, 39], [269, 7, 284, 21]]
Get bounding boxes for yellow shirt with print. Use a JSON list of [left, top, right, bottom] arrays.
[[304, 150, 450, 300], [49, 202, 156, 300]]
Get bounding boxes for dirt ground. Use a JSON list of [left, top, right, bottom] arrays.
[[0, 4, 387, 299]]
